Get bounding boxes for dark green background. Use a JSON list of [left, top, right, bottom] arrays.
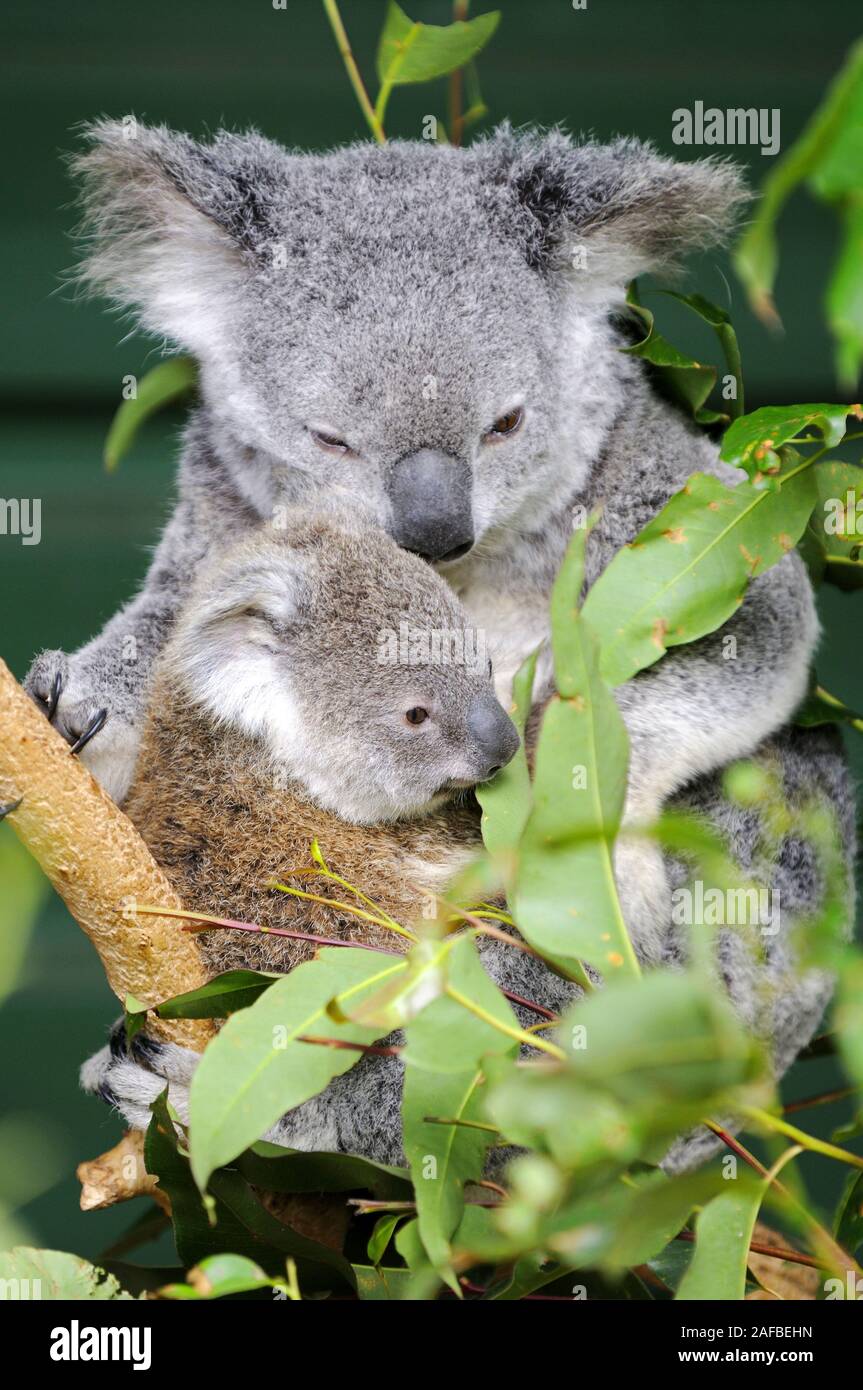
[[1, 0, 860, 1265]]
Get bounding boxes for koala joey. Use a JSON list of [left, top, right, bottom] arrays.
[[125, 508, 517, 976]]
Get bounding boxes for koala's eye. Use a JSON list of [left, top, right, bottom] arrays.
[[483, 405, 524, 443], [404, 707, 429, 726], [310, 427, 355, 457]]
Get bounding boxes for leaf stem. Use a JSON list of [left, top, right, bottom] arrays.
[[740, 1104, 863, 1169], [445, 984, 566, 1059], [134, 903, 401, 955], [267, 880, 418, 943], [321, 0, 386, 143]]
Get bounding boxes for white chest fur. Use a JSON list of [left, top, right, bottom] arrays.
[[456, 581, 551, 706]]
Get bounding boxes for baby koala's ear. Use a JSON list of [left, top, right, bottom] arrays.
[[71, 118, 288, 351], [479, 123, 749, 303], [162, 548, 306, 734]]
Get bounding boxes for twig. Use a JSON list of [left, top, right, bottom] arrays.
[[321, 0, 386, 143], [297, 1035, 402, 1057], [0, 659, 211, 1050]]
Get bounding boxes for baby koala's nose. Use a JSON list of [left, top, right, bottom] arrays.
[[467, 692, 520, 779]]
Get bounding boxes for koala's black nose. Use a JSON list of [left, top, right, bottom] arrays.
[[387, 449, 474, 564], [467, 693, 520, 779]]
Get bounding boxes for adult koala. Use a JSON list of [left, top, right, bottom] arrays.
[[30, 121, 853, 1157]]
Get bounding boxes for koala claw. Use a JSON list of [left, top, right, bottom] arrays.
[[27, 650, 107, 751], [24, 649, 140, 803], [68, 707, 109, 755], [46, 669, 64, 722], [0, 798, 22, 822]]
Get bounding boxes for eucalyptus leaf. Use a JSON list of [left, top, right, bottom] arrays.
[[797, 457, 863, 590], [103, 356, 197, 472], [0, 1248, 134, 1301], [676, 1181, 768, 1300], [188, 948, 406, 1190], [476, 646, 538, 878], [512, 523, 637, 979], [733, 38, 863, 323], [402, 934, 517, 1289], [156, 969, 280, 1020], [236, 1142, 410, 1198], [581, 461, 819, 688], [833, 1169, 863, 1256], [353, 1264, 414, 1300], [376, 2, 500, 88], [719, 403, 852, 477], [145, 1093, 353, 1289]]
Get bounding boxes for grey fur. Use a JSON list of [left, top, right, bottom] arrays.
[[32, 119, 850, 1164]]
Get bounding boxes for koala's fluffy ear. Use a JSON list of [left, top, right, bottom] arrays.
[[71, 119, 286, 350], [479, 124, 748, 302], [163, 544, 306, 735]]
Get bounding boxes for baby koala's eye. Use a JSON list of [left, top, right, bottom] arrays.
[[404, 706, 429, 726], [482, 405, 524, 443], [309, 426, 355, 457]]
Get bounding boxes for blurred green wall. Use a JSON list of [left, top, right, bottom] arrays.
[[1, 0, 860, 1262]]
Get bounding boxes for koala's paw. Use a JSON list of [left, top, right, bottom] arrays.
[[25, 649, 139, 803], [81, 1020, 199, 1132]]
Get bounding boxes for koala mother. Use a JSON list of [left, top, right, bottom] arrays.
[[29, 121, 853, 1143]]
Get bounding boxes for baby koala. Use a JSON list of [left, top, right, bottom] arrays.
[[120, 508, 518, 978]]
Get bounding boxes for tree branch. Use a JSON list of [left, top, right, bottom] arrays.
[[0, 658, 213, 1052]]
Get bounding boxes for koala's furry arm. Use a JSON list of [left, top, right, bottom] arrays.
[[25, 432, 260, 803]]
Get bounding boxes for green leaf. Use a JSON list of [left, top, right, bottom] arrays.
[[836, 951, 863, 1094], [0, 1248, 134, 1300], [156, 969, 280, 1020], [145, 1093, 353, 1289], [159, 1254, 277, 1301], [367, 1214, 401, 1266], [581, 462, 819, 688], [376, 2, 500, 88], [328, 934, 447, 1031], [476, 647, 537, 878], [103, 356, 197, 471], [402, 935, 518, 1289], [188, 948, 406, 1191], [353, 1264, 414, 1300], [733, 39, 863, 320], [559, 971, 763, 1132], [826, 198, 863, 388], [834, 1170, 863, 1256], [402, 932, 519, 1074], [662, 290, 745, 419], [512, 524, 637, 979], [623, 283, 743, 422], [719, 403, 853, 477], [795, 681, 863, 731], [0, 826, 48, 1005], [484, 1065, 638, 1175], [601, 1171, 735, 1275], [123, 993, 149, 1045], [236, 1142, 411, 1198], [797, 458, 863, 590], [676, 1181, 768, 1300]]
